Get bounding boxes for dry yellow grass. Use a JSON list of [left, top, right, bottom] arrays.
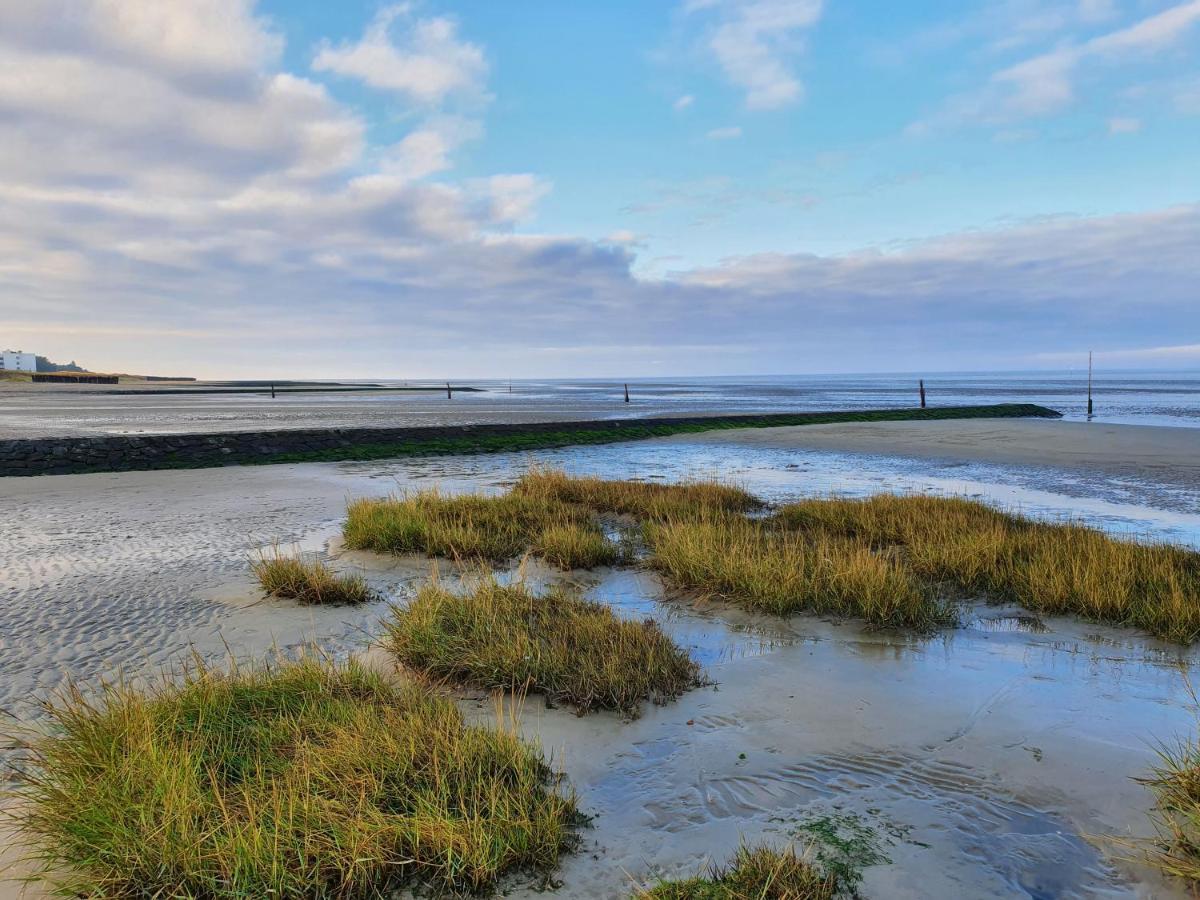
[[384, 577, 703, 715], [342, 470, 750, 570], [251, 550, 373, 604], [646, 516, 951, 630], [512, 468, 761, 521], [343, 489, 617, 568], [775, 495, 1200, 642], [346, 474, 1200, 641]]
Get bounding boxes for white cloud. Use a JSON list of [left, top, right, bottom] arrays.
[[910, 0, 1200, 131], [1107, 116, 1141, 134], [686, 0, 823, 110], [312, 4, 486, 105], [994, 0, 1200, 119], [379, 115, 483, 181], [706, 125, 743, 139], [0, 0, 283, 82], [1, 3, 1196, 377], [673, 93, 695, 110]]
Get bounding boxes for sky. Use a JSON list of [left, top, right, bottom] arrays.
[[0, 0, 1197, 379]]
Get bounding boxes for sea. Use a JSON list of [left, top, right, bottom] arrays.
[[453, 370, 1200, 428]]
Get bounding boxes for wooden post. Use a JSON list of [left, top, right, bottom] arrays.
[[624, 383, 630, 403], [1087, 351, 1093, 418], [270, 382, 275, 399], [919, 379, 926, 409], [446, 381, 452, 400]]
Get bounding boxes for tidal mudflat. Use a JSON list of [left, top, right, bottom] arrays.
[[2, 428, 1199, 897]]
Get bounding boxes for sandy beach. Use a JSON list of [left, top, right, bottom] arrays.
[[671, 418, 1200, 489], [2, 425, 1199, 897]]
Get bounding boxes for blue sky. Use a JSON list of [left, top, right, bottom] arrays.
[[0, 1, 1197, 377]]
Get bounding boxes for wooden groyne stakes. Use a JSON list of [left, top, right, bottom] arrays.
[[624, 383, 630, 403], [1087, 351, 1094, 418], [919, 379, 926, 409]]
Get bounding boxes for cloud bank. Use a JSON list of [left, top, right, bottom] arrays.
[[0, 2, 1196, 377]]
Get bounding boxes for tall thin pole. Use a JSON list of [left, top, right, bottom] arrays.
[[446, 381, 452, 400], [1087, 351, 1093, 418], [623, 383, 630, 403], [919, 379, 926, 409]]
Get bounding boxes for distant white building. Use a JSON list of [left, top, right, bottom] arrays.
[[1, 349, 38, 372]]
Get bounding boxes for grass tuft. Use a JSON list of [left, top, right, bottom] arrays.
[[1142, 732, 1200, 884], [347, 474, 1200, 641], [384, 577, 703, 715], [638, 844, 837, 899], [512, 468, 761, 521], [15, 655, 579, 898], [342, 470, 748, 569], [645, 516, 952, 630], [774, 494, 1200, 642], [343, 489, 614, 568], [251, 550, 373, 604]]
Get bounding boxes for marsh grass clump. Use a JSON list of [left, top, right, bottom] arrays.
[[342, 470, 753, 570], [534, 521, 622, 569], [384, 578, 703, 715], [15, 656, 579, 898], [1141, 730, 1200, 883], [251, 550, 373, 604], [775, 495, 1200, 642], [646, 516, 952, 631], [514, 468, 761, 521], [343, 489, 615, 568], [639, 845, 837, 899]]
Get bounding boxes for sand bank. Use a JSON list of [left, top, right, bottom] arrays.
[[667, 419, 1200, 488], [2, 442, 1199, 897]]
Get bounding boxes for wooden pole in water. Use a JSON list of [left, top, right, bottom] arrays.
[[270, 382, 275, 399], [624, 383, 630, 403], [1087, 351, 1093, 418], [446, 381, 452, 400], [919, 379, 926, 409]]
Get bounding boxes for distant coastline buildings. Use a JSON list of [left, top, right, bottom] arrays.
[[1, 349, 37, 372]]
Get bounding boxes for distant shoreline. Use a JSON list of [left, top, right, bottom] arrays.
[[0, 381, 483, 395], [0, 403, 1058, 477]]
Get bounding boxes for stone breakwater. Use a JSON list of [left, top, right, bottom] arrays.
[[0, 404, 1060, 477]]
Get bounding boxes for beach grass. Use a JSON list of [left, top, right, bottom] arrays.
[[774, 495, 1200, 643], [251, 550, 373, 604], [638, 845, 837, 899], [14, 655, 579, 897], [341, 470, 749, 569], [1141, 729, 1200, 884], [384, 577, 703, 715], [343, 489, 616, 568], [347, 474, 1200, 641], [512, 468, 761, 521], [645, 516, 953, 630]]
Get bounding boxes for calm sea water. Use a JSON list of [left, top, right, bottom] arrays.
[[2, 370, 1196, 437], [460, 370, 1200, 429]]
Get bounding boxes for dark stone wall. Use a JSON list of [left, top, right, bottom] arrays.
[[0, 405, 1058, 477]]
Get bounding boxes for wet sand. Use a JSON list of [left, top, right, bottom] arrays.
[[670, 419, 1200, 489], [2, 442, 1199, 897]]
